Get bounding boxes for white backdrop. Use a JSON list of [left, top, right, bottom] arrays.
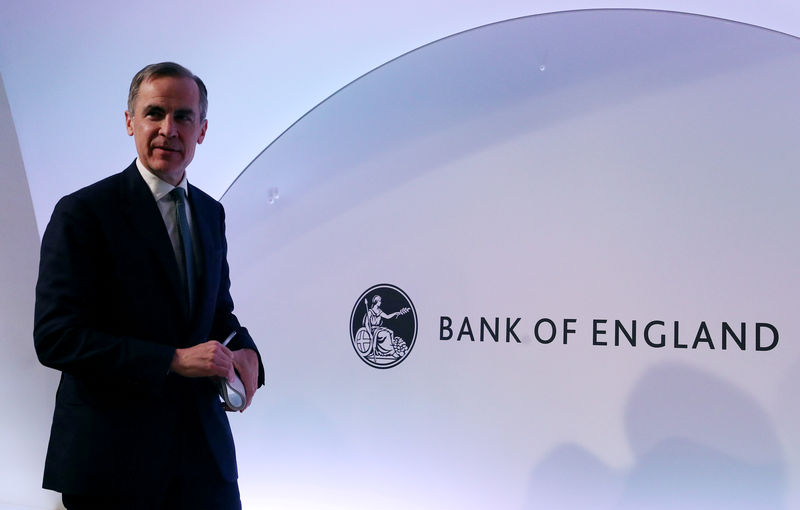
[[1, 1, 800, 232], [3, 4, 800, 510], [223, 10, 800, 509]]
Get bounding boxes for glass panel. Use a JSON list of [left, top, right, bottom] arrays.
[[224, 10, 800, 509]]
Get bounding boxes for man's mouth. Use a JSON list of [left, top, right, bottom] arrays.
[[153, 146, 179, 153]]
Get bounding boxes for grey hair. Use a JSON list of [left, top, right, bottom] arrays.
[[127, 62, 208, 120]]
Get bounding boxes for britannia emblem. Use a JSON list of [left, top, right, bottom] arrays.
[[350, 284, 417, 368]]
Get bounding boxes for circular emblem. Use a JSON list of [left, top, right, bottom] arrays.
[[350, 284, 417, 369]]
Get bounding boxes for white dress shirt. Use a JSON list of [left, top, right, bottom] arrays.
[[136, 158, 198, 280]]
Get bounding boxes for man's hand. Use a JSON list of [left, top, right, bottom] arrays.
[[170, 341, 235, 381], [231, 348, 259, 411]]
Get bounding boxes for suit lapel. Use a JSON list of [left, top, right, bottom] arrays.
[[119, 162, 189, 321], [188, 184, 220, 328]]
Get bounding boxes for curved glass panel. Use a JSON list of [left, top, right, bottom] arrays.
[[224, 10, 800, 509]]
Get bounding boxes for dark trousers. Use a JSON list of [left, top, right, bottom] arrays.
[[62, 478, 241, 510], [63, 403, 241, 510]]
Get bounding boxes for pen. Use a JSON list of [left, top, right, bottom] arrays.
[[222, 331, 237, 347]]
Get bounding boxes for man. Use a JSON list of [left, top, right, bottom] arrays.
[[34, 62, 264, 509]]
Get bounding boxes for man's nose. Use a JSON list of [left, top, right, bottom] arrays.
[[159, 115, 177, 137]]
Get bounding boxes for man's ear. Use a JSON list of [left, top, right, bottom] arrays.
[[197, 118, 208, 144], [124, 111, 134, 136]]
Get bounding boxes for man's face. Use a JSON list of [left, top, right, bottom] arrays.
[[125, 76, 207, 185]]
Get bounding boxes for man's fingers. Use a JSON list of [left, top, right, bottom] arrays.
[[171, 340, 235, 378]]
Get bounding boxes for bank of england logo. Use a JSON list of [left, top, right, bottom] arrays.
[[350, 284, 417, 369]]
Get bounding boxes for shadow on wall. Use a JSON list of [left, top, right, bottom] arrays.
[[524, 363, 786, 509]]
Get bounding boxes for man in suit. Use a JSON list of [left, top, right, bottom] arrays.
[[34, 62, 264, 509]]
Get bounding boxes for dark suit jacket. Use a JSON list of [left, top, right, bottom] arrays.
[[34, 162, 264, 494]]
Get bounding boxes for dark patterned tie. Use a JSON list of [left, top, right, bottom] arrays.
[[170, 187, 195, 315]]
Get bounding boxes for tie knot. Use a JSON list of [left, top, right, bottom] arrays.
[[170, 187, 187, 204]]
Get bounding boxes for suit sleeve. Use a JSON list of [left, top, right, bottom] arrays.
[[209, 204, 266, 388], [33, 194, 175, 386]]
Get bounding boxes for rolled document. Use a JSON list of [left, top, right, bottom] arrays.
[[220, 372, 246, 411], [218, 331, 247, 411]]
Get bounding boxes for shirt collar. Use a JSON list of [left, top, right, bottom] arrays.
[[135, 158, 189, 202]]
